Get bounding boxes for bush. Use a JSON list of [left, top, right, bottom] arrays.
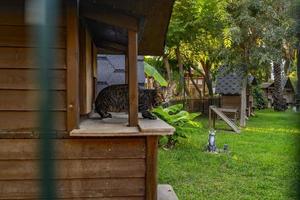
[[252, 86, 267, 109], [152, 104, 202, 148]]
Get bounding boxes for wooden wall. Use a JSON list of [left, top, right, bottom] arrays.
[[79, 23, 96, 115], [221, 95, 241, 110], [0, 137, 146, 199], [0, 0, 67, 131]]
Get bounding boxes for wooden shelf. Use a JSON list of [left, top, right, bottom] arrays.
[[70, 112, 174, 137]]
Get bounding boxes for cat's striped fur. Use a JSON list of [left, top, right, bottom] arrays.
[[95, 84, 161, 120]]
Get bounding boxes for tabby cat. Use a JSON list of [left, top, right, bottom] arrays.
[[95, 84, 162, 120]]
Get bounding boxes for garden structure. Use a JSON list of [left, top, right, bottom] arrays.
[[0, 0, 175, 199], [261, 77, 295, 108], [184, 72, 207, 98], [211, 65, 256, 131]]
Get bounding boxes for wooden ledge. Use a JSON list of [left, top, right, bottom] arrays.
[[70, 112, 174, 137], [138, 118, 175, 133]]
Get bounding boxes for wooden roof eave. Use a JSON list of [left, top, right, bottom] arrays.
[[79, 0, 174, 55]]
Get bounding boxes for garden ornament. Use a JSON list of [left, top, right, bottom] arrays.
[[207, 129, 217, 152]]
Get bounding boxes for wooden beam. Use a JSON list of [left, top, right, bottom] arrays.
[[92, 42, 98, 102], [128, 30, 138, 127], [125, 54, 129, 84], [146, 136, 158, 200], [79, 23, 93, 115], [240, 79, 247, 127], [81, 4, 138, 31], [97, 40, 127, 52], [66, 0, 80, 131]]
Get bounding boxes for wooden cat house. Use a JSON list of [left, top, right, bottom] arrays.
[[215, 65, 256, 127], [0, 0, 175, 199], [261, 77, 295, 108]]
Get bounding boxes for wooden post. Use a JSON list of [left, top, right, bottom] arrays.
[[240, 79, 247, 127], [213, 112, 217, 129], [125, 54, 129, 84], [146, 136, 158, 200], [66, 0, 79, 131], [92, 43, 98, 102], [209, 106, 212, 129], [128, 30, 138, 126]]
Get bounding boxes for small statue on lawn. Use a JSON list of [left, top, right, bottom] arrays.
[[207, 129, 217, 152]]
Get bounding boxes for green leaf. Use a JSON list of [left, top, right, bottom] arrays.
[[144, 62, 168, 87]]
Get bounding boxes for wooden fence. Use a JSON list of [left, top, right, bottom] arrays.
[[168, 97, 221, 116]]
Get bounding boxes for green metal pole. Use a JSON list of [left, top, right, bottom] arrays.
[[29, 0, 60, 199]]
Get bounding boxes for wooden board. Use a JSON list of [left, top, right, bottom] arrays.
[[0, 111, 66, 130], [70, 114, 175, 137], [0, 90, 66, 111], [79, 25, 94, 115], [0, 178, 145, 199], [0, 47, 66, 69], [66, 0, 80, 131], [128, 30, 138, 126], [0, 138, 146, 160], [146, 136, 158, 200], [0, 0, 66, 27], [139, 119, 175, 133], [0, 159, 145, 180], [0, 69, 66, 90], [221, 95, 241, 110], [0, 25, 65, 48], [209, 106, 240, 133]]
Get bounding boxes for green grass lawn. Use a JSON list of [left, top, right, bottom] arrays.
[[158, 109, 300, 200]]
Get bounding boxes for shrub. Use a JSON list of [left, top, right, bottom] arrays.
[[152, 104, 202, 148], [252, 86, 267, 109]]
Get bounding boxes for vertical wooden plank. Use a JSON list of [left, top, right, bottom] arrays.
[[213, 112, 216, 129], [79, 21, 87, 115], [125, 54, 129, 84], [209, 106, 211, 129], [146, 136, 158, 200], [92, 43, 98, 101], [240, 79, 247, 127], [79, 24, 93, 115], [66, 0, 79, 131], [128, 30, 138, 127]]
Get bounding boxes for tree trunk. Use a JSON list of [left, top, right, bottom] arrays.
[[204, 73, 214, 97], [175, 47, 185, 97], [187, 66, 202, 98], [183, 73, 191, 97], [200, 60, 214, 97], [284, 59, 291, 75], [273, 62, 287, 111], [297, 45, 300, 111], [163, 54, 172, 82]]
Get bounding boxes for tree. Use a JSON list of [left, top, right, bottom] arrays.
[[293, 0, 300, 111], [167, 0, 228, 97], [166, 0, 200, 97], [262, 0, 296, 111], [225, 0, 297, 111]]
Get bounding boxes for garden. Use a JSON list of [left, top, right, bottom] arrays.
[[145, 0, 300, 199], [158, 109, 300, 199]]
